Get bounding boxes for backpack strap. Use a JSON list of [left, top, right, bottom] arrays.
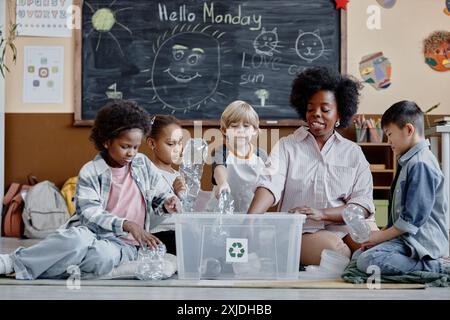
[[3, 183, 22, 206]]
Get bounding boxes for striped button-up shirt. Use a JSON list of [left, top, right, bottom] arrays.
[[63, 153, 171, 238], [258, 127, 375, 234]]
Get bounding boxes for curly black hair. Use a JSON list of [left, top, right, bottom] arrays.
[[290, 66, 362, 128], [90, 100, 152, 152]]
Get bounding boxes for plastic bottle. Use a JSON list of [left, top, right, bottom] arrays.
[[200, 257, 222, 278], [136, 243, 167, 280], [215, 190, 235, 215], [342, 204, 371, 243]]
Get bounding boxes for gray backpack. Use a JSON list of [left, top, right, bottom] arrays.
[[22, 181, 70, 239]]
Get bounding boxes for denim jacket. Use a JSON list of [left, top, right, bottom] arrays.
[[62, 153, 172, 238], [388, 140, 449, 259]]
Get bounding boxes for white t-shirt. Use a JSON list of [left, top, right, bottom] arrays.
[[210, 144, 268, 212]]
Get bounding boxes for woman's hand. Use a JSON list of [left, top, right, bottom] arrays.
[[164, 195, 182, 213], [215, 182, 231, 199], [288, 206, 324, 221], [173, 176, 187, 198], [123, 220, 161, 248]]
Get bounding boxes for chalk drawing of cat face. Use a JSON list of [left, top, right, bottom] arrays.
[[253, 27, 281, 56], [295, 30, 324, 63]]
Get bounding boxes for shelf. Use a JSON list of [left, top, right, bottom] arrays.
[[358, 143, 390, 147], [359, 142, 395, 195], [374, 186, 391, 190]]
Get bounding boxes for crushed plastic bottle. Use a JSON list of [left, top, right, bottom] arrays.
[[136, 243, 167, 280], [214, 190, 235, 215], [179, 138, 208, 212], [209, 190, 234, 243], [232, 252, 261, 276], [200, 257, 222, 278], [342, 204, 371, 243]]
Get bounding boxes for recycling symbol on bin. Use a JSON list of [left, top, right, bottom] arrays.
[[228, 242, 245, 258]]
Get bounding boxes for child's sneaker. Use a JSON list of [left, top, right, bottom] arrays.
[[0, 254, 14, 275]]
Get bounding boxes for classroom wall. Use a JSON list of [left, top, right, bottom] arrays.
[[3, 0, 450, 188], [348, 0, 449, 114]]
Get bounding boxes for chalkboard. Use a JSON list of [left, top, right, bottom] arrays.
[[74, 0, 346, 125]]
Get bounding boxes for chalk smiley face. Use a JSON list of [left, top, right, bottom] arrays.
[[152, 31, 220, 111], [163, 44, 204, 83]]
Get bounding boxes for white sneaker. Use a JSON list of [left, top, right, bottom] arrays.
[[0, 254, 14, 275]]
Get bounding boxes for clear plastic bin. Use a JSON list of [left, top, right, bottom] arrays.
[[174, 213, 305, 280]]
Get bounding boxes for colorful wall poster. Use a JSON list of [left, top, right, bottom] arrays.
[[359, 52, 392, 90], [424, 31, 450, 72], [16, 0, 73, 37], [23, 46, 64, 103]]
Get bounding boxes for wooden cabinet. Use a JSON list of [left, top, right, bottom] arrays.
[[358, 143, 396, 227], [358, 143, 396, 198]]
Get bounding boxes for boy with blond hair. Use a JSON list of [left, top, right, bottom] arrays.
[[210, 100, 268, 212]]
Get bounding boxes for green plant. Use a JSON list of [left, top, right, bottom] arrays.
[[0, 22, 18, 78]]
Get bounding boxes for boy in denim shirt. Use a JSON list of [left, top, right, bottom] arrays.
[[357, 100, 450, 275]]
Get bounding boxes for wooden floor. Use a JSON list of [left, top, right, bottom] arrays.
[[1, 237, 449, 300]]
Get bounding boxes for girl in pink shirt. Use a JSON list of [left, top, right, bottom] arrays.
[[0, 101, 181, 279]]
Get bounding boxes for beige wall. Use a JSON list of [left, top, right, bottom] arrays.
[[4, 0, 450, 114], [348, 0, 449, 115]]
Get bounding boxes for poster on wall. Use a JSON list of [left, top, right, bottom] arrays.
[[23, 46, 64, 103], [423, 31, 450, 72], [359, 52, 392, 90], [16, 0, 73, 37]]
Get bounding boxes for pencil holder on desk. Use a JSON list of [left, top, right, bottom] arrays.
[[368, 128, 384, 143], [355, 128, 368, 143]]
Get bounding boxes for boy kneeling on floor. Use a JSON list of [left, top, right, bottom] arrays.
[[356, 100, 450, 275]]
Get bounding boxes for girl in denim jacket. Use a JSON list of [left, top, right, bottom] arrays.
[[0, 100, 181, 279]]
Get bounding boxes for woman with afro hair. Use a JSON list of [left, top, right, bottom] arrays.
[[248, 67, 378, 266]]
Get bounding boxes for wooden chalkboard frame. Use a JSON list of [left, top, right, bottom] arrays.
[[74, 0, 347, 127]]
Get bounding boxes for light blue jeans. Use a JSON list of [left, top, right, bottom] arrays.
[[11, 226, 138, 280], [356, 238, 444, 275]]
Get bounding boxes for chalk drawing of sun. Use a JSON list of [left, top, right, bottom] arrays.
[[84, 0, 132, 56], [144, 24, 232, 114]]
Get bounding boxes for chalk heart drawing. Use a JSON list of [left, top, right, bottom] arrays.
[[295, 30, 324, 63], [253, 27, 282, 56], [151, 25, 224, 112]]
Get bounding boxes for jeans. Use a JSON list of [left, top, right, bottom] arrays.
[[356, 238, 443, 275], [12, 226, 138, 280]]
